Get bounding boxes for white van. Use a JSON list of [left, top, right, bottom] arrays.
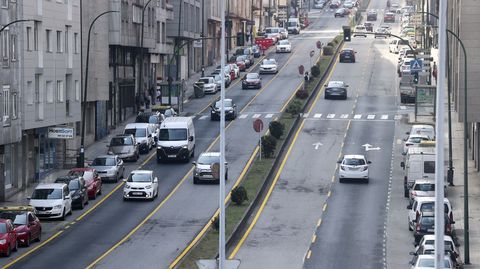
[[124, 123, 157, 154], [401, 147, 435, 197], [156, 117, 195, 163], [287, 18, 301, 34]]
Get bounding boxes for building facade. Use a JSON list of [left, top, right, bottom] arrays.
[[0, 0, 23, 200]]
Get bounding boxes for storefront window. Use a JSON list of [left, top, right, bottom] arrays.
[[3, 145, 12, 189], [36, 128, 58, 178]]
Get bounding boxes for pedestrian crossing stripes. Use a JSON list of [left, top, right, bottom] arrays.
[[194, 113, 403, 121]]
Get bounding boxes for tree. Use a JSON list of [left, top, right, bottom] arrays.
[[262, 135, 277, 158], [269, 121, 285, 139]]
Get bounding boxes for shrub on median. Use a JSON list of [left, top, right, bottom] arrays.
[[311, 65, 321, 77], [286, 100, 303, 116], [231, 186, 248, 205], [261, 135, 277, 158], [323, 46, 334, 56], [269, 120, 285, 139]]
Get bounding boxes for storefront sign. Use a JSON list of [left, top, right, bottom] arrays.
[[48, 127, 74, 139]]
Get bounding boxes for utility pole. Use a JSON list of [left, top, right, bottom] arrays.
[[251, 0, 254, 46], [201, 0, 205, 77], [139, 0, 155, 111], [220, 1, 227, 268]]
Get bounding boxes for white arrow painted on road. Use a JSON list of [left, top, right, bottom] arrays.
[[362, 143, 381, 151], [313, 142, 323, 150]]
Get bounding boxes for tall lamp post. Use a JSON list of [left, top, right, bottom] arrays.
[[138, 0, 155, 110], [78, 10, 118, 168], [418, 11, 470, 264], [0, 19, 34, 33]]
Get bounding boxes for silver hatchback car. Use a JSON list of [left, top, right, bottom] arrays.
[[89, 155, 125, 183], [193, 152, 228, 184], [107, 134, 139, 162]]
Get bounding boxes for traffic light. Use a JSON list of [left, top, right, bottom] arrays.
[[413, 72, 419, 84], [343, 26, 351, 42]]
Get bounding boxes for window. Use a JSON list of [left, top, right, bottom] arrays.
[[75, 80, 80, 101], [74, 32, 78, 53], [424, 161, 435, 173], [65, 26, 69, 53], [34, 22, 39, 51], [46, 80, 53, 103], [132, 5, 142, 24], [11, 35, 16, 61], [46, 29, 52, 52], [12, 93, 17, 119], [26, 27, 32, 51], [26, 81, 34, 105], [56, 30, 62, 52], [56, 80, 64, 102], [156, 21, 160, 43], [1, 28, 9, 60], [1, 0, 8, 8], [3, 85, 10, 122]]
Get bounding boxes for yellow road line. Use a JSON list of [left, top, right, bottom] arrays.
[[306, 250, 312, 259], [168, 146, 260, 268], [2, 231, 64, 269], [327, 190, 331, 197], [76, 181, 125, 221], [323, 204, 328, 212], [280, 81, 303, 112], [85, 166, 195, 269], [311, 234, 317, 243], [317, 219, 322, 227], [229, 120, 306, 259]]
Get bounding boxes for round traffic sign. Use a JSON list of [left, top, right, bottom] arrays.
[[253, 118, 264, 133], [298, 65, 305, 75], [316, 41, 323, 49]]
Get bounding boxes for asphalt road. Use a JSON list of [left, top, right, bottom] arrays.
[[0, 9, 335, 269]]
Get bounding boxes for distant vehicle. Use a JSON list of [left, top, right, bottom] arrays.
[[389, 39, 410, 53], [90, 155, 125, 182], [264, 27, 282, 41], [329, 1, 341, 8], [252, 45, 261, 58], [413, 212, 455, 244], [211, 99, 237, 121], [286, 18, 301, 34], [364, 22, 373, 32], [414, 235, 462, 267], [28, 183, 72, 220], [0, 207, 42, 247], [192, 152, 228, 184], [343, 1, 354, 8], [0, 219, 17, 256], [401, 147, 435, 197], [409, 179, 435, 205], [135, 111, 164, 126], [68, 167, 103, 200], [242, 72, 262, 89], [123, 170, 159, 201], [235, 55, 247, 71], [407, 125, 435, 140], [410, 254, 453, 269], [55, 176, 89, 210], [107, 134, 139, 162], [156, 117, 195, 163], [259, 59, 278, 74], [324, 81, 348, 100], [367, 10, 378, 21], [198, 77, 218, 94], [334, 8, 348, 17], [278, 28, 289, 39], [338, 154, 371, 183], [384, 12, 396, 22], [339, 48, 356, 63], [124, 123, 157, 153], [206, 74, 230, 89], [353, 25, 367, 37], [407, 197, 453, 232], [276, 40, 292, 53], [314, 0, 326, 8], [403, 134, 432, 153], [374, 28, 389, 38]]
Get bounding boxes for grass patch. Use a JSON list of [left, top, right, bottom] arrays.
[[176, 35, 342, 269]]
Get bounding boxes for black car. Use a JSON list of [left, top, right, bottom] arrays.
[[413, 213, 455, 244], [55, 176, 88, 210], [367, 10, 378, 21], [242, 73, 262, 89], [324, 81, 348, 100], [339, 48, 356, 63], [210, 99, 237, 121]]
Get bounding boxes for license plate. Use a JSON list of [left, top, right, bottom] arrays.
[[132, 192, 143, 195], [168, 155, 176, 158], [427, 229, 434, 233]]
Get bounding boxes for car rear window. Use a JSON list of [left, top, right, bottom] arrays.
[[424, 161, 435, 173], [414, 183, 435, 191], [344, 158, 366, 165]]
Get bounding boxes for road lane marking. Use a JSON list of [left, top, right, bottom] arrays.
[[239, 114, 248, 119], [327, 114, 335, 119], [302, 113, 309, 118], [252, 114, 261, 118], [229, 120, 306, 259], [76, 181, 126, 221], [340, 114, 349, 119], [394, 115, 402, 120], [314, 113, 322, 118], [317, 219, 322, 227], [327, 190, 331, 197], [199, 115, 208, 120], [265, 113, 274, 118], [381, 114, 389, 120], [367, 114, 375, 120], [322, 204, 327, 212]]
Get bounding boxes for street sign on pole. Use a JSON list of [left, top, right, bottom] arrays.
[[253, 118, 264, 133], [410, 59, 423, 72], [193, 40, 203, 48]]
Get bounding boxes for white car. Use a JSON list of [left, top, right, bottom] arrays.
[[410, 254, 453, 269], [338, 154, 371, 183], [276, 40, 292, 53], [415, 235, 460, 260], [409, 179, 435, 205], [193, 152, 229, 184], [198, 77, 217, 94], [408, 124, 435, 139], [343, 1, 354, 8], [353, 25, 367, 37], [404, 134, 432, 153], [259, 59, 278, 74], [407, 197, 453, 231], [28, 183, 72, 220], [123, 170, 159, 201]]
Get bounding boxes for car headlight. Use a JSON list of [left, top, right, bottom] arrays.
[[54, 204, 63, 209], [0, 239, 6, 244], [145, 185, 152, 189]]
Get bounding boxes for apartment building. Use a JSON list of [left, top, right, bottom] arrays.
[[0, 0, 23, 201], [21, 0, 81, 185]]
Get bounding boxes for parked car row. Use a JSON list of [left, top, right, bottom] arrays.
[[0, 207, 42, 256]]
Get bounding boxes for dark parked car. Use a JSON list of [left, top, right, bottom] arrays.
[[235, 55, 248, 71], [242, 73, 262, 89], [324, 81, 348, 100], [367, 10, 378, 21], [68, 168, 103, 200], [252, 45, 261, 58], [55, 176, 89, 210], [0, 207, 42, 247], [210, 99, 237, 121], [339, 48, 356, 63], [413, 212, 455, 244], [107, 134, 139, 162]]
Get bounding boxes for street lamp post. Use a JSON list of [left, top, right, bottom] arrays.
[[78, 11, 118, 168], [138, 0, 155, 111], [201, 0, 205, 77], [0, 19, 34, 33]]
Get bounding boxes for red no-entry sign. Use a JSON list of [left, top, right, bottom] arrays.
[[253, 118, 264, 133]]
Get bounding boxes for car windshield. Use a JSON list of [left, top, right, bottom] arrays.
[[409, 136, 429, 143], [124, 128, 147, 138], [68, 180, 81, 191], [197, 155, 220, 165], [0, 212, 27, 225], [399, 39, 409, 45], [215, 100, 233, 108], [68, 170, 85, 177], [127, 173, 151, 183], [279, 40, 290, 45], [159, 128, 187, 141], [199, 78, 211, 84], [415, 183, 435, 191], [0, 223, 6, 233], [236, 56, 245, 61], [418, 258, 451, 268], [31, 188, 63, 199], [91, 157, 116, 166], [344, 158, 366, 165], [263, 59, 276, 65], [246, 73, 259, 79], [420, 216, 434, 225], [110, 137, 133, 146], [420, 203, 449, 214]]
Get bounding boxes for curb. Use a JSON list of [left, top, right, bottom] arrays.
[[224, 39, 345, 255]]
